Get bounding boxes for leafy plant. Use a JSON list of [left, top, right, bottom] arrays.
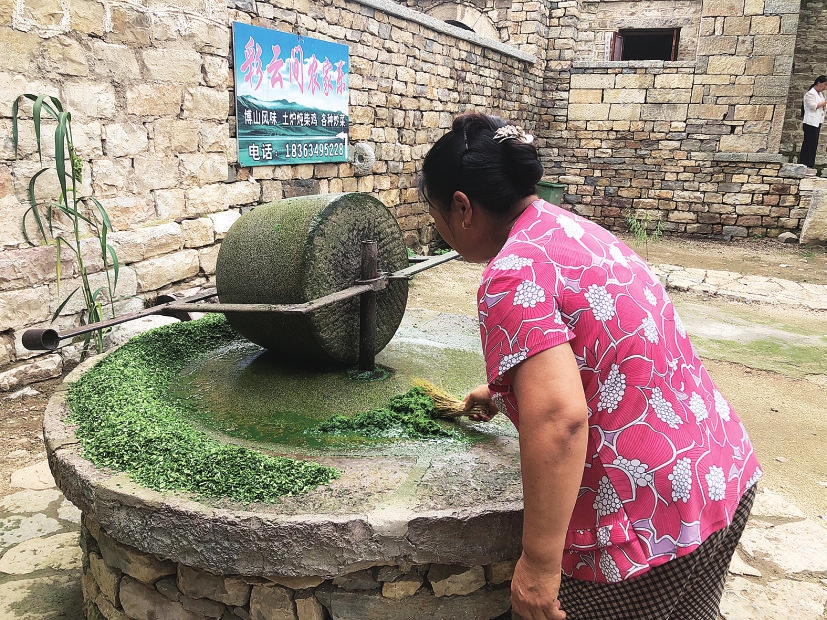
[[625, 208, 663, 260], [67, 314, 339, 502], [12, 94, 119, 357], [317, 386, 454, 439]]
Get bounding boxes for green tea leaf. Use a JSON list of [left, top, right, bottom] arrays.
[[67, 316, 340, 503]]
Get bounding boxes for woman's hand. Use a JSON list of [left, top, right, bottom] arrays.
[[462, 384, 498, 422], [511, 553, 567, 620]]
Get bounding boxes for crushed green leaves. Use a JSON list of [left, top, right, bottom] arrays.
[[316, 387, 454, 439], [67, 314, 339, 503]]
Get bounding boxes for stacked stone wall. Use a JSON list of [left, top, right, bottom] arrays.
[[541, 0, 804, 237], [576, 0, 702, 62], [0, 0, 820, 382], [0, 0, 545, 379], [556, 149, 810, 238], [780, 0, 827, 165], [79, 514, 516, 620]]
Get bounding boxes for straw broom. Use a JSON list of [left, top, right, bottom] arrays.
[[412, 379, 490, 419]]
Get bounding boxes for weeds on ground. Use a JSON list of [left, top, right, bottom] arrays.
[[625, 208, 663, 261]]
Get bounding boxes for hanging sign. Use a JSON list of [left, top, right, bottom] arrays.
[[232, 22, 349, 167]]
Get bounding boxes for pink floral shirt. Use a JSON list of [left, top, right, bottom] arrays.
[[479, 200, 762, 583]]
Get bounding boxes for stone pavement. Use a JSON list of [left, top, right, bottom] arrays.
[[652, 264, 827, 619], [718, 489, 827, 619], [1, 265, 826, 619], [6, 462, 827, 619], [0, 459, 84, 618], [653, 264, 827, 311]]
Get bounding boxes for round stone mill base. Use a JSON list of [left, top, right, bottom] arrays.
[[46, 311, 524, 620]]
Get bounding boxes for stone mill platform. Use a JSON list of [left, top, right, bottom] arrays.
[[42, 309, 523, 620]]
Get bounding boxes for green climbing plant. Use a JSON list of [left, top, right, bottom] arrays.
[[12, 94, 119, 357], [625, 208, 663, 261]]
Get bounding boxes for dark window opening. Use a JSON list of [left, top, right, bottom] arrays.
[[611, 29, 680, 61], [445, 19, 474, 32]]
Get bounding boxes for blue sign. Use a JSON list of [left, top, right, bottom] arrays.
[[232, 23, 349, 166]]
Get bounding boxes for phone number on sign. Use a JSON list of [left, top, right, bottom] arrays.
[[285, 142, 346, 159]]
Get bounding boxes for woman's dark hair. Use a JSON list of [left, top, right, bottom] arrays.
[[802, 76, 827, 116], [418, 112, 544, 218]]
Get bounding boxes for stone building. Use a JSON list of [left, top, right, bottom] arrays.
[[0, 0, 824, 383]]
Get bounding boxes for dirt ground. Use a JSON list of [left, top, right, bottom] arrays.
[[0, 380, 59, 498], [626, 233, 827, 286]]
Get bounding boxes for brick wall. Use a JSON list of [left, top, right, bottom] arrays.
[[0, 0, 545, 377]]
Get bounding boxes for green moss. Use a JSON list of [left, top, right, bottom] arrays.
[[316, 387, 454, 439], [692, 336, 827, 379], [346, 364, 392, 382], [67, 314, 339, 503], [216, 193, 409, 364]]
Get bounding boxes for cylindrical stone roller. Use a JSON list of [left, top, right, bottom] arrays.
[[215, 193, 409, 365]]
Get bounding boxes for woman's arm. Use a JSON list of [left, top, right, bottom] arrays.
[[509, 343, 589, 620]]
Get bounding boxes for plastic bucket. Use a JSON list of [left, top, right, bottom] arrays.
[[536, 180, 566, 206]]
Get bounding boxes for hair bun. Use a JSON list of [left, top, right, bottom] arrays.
[[422, 112, 544, 218], [500, 134, 543, 189], [493, 125, 534, 144]]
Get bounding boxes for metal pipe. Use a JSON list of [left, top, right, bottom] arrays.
[[358, 240, 379, 372], [21, 328, 61, 351], [387, 250, 459, 279], [162, 283, 378, 316], [20, 289, 218, 351]]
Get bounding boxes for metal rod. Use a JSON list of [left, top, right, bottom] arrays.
[[21, 246, 458, 351], [162, 283, 376, 316], [359, 240, 379, 372], [21, 289, 220, 350], [389, 250, 460, 279]]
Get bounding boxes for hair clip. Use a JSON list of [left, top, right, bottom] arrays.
[[493, 124, 534, 144]]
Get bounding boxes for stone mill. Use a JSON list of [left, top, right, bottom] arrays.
[[38, 193, 526, 620]]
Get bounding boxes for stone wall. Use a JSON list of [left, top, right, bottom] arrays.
[[404, 0, 504, 41], [555, 150, 809, 237], [0, 0, 545, 378], [80, 514, 515, 620], [780, 0, 827, 165], [541, 0, 803, 235], [577, 0, 702, 61], [0, 0, 820, 381]]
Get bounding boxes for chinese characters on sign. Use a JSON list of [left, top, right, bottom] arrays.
[[232, 23, 350, 166]]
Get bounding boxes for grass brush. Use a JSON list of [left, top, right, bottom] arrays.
[[413, 379, 488, 419]]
